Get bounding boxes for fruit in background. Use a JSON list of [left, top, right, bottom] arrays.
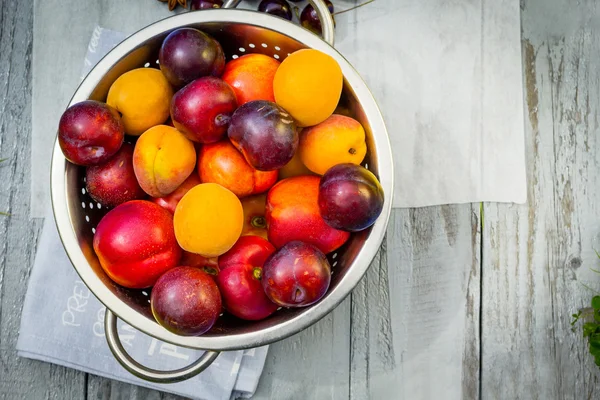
[[273, 49, 343, 127], [217, 236, 278, 320], [190, 0, 223, 9], [58, 100, 124, 166], [258, 0, 292, 20], [133, 125, 196, 197], [173, 183, 243, 257], [93, 200, 181, 288], [299, 114, 367, 175], [198, 140, 278, 197], [171, 76, 237, 143], [300, 1, 334, 36], [278, 145, 315, 180], [221, 54, 280, 106], [228, 100, 298, 171], [151, 266, 221, 336], [85, 143, 145, 208], [319, 164, 384, 232], [159, 28, 225, 87], [181, 251, 219, 275], [266, 175, 350, 253], [106, 68, 173, 136], [151, 172, 201, 214], [262, 241, 331, 308], [241, 194, 268, 240]]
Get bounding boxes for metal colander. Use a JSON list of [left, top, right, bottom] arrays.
[[50, 0, 394, 383]]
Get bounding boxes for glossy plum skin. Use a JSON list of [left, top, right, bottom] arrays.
[[171, 77, 237, 143], [300, 1, 334, 35], [93, 200, 182, 288], [319, 163, 385, 232], [262, 241, 331, 308], [190, 0, 223, 10], [151, 172, 201, 214], [151, 267, 222, 336], [159, 28, 225, 88], [228, 100, 298, 171], [58, 100, 124, 166], [217, 236, 278, 320], [85, 143, 146, 208], [258, 0, 292, 20]]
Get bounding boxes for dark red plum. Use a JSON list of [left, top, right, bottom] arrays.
[[190, 0, 223, 9], [258, 0, 292, 20], [151, 266, 222, 336], [58, 100, 124, 166], [159, 28, 225, 88], [217, 236, 279, 320], [300, 1, 334, 36], [171, 76, 237, 143], [228, 100, 298, 171], [262, 241, 331, 308], [86, 143, 145, 207], [319, 163, 384, 232]]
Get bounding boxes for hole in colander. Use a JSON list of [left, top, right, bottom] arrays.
[[144, 62, 150, 67], [83, 177, 86, 182], [249, 43, 255, 48], [92, 227, 96, 234], [262, 43, 268, 48], [81, 202, 86, 209], [275, 46, 281, 51], [332, 261, 338, 267], [332, 252, 338, 259], [85, 215, 90, 222], [81, 188, 86, 195], [239, 47, 246, 53], [274, 54, 280, 59], [156, 59, 159, 65], [96, 203, 102, 209], [287, 53, 291, 57], [89, 202, 94, 209], [232, 55, 239, 59], [147, 300, 150, 304], [142, 291, 148, 296], [364, 163, 369, 170]]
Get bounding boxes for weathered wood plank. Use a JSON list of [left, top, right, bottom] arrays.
[[481, 0, 600, 398], [349, 206, 481, 399], [0, 0, 87, 399]]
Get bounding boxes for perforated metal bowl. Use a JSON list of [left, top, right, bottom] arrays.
[[50, 0, 393, 383]]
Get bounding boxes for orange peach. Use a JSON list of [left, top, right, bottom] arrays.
[[266, 175, 350, 253], [133, 125, 196, 198], [198, 140, 277, 198], [299, 114, 367, 175], [222, 54, 280, 106]]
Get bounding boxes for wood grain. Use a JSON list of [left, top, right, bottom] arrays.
[[0, 0, 87, 399], [481, 0, 600, 398], [349, 207, 481, 400]]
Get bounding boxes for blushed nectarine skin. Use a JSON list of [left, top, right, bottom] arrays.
[[299, 114, 367, 175], [58, 100, 124, 166], [221, 54, 280, 106], [106, 68, 173, 135], [173, 183, 244, 257], [93, 200, 182, 289], [151, 172, 201, 214], [86, 143, 146, 208], [198, 140, 278, 198], [266, 175, 350, 253], [151, 266, 221, 336], [133, 125, 196, 198]]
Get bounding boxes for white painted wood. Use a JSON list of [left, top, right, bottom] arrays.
[[481, 0, 600, 398]]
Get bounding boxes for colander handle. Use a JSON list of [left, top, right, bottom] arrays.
[[222, 0, 336, 46], [104, 309, 220, 383]]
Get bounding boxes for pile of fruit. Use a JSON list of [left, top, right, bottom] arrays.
[[58, 27, 384, 337]]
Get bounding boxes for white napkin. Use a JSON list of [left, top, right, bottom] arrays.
[[30, 0, 526, 215]]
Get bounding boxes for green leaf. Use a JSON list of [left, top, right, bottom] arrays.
[[0, 158, 6, 163], [0, 211, 10, 216], [583, 322, 598, 337], [590, 345, 600, 358], [592, 297, 600, 310], [572, 311, 582, 326], [595, 248, 600, 259]]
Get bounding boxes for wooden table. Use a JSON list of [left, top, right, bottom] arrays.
[[1, 0, 599, 398]]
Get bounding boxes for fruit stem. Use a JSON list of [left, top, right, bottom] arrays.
[[348, 148, 357, 155], [252, 267, 262, 280], [251, 216, 267, 229], [333, 0, 376, 16], [203, 266, 219, 276]]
